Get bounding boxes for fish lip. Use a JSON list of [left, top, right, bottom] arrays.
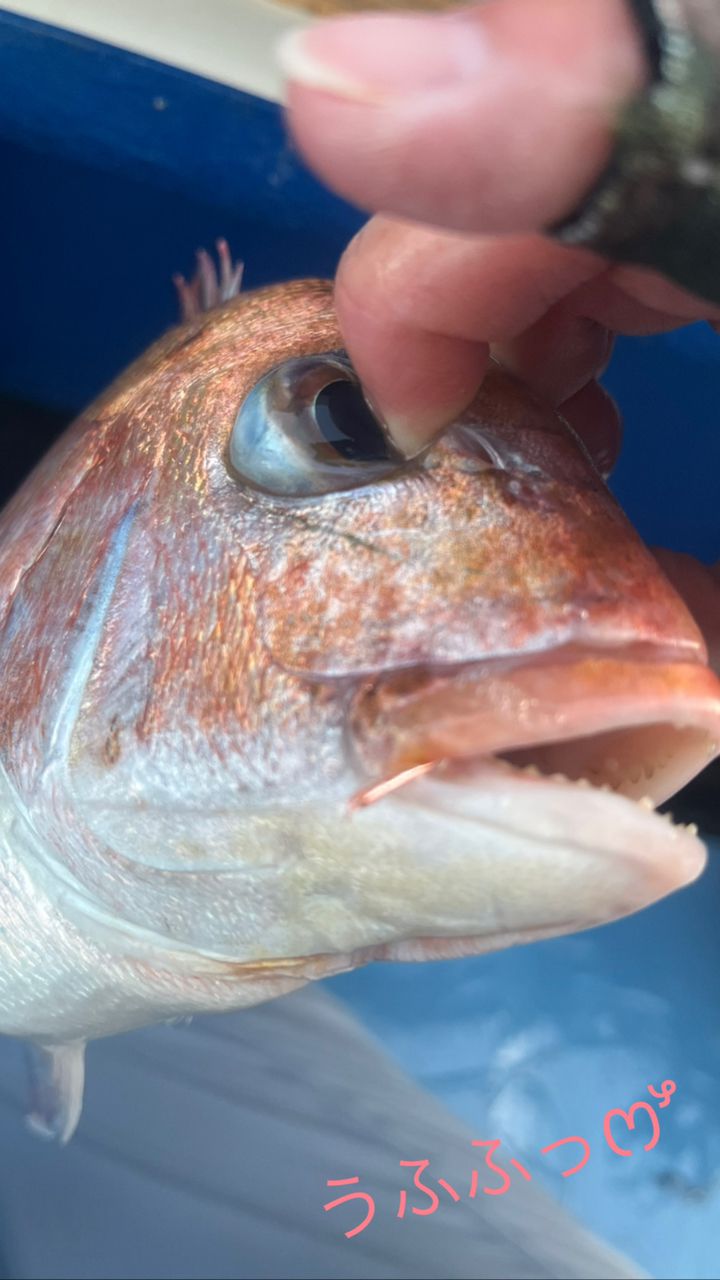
[[377, 754, 709, 934], [336, 755, 710, 966], [348, 645, 720, 812]]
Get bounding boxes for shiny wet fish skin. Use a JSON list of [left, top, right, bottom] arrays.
[[0, 253, 717, 1140]]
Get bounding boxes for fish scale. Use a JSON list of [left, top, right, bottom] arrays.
[[0, 245, 716, 1140]]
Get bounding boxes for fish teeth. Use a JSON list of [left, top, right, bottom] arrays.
[[511, 767, 704, 845], [658, 812, 681, 833]]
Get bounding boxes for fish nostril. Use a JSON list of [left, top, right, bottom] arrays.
[[421, 424, 507, 475], [455, 455, 495, 475]]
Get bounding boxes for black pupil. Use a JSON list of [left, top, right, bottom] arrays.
[[313, 380, 395, 462]]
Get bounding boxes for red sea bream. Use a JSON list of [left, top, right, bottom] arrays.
[[0, 248, 718, 1139]]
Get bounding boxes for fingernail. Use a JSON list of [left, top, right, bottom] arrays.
[[379, 404, 477, 457], [382, 415, 444, 459], [277, 13, 490, 103]]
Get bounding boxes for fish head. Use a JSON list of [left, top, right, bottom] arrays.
[[1, 276, 719, 1030]]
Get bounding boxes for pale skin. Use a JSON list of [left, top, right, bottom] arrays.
[[278, 0, 720, 653]]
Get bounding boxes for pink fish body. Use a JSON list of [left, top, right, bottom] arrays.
[[0, 250, 717, 1139]]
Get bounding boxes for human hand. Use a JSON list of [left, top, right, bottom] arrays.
[[279, 0, 720, 474]]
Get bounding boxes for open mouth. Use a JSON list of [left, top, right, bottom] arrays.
[[350, 649, 720, 819]]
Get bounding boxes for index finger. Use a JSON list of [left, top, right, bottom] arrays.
[[335, 218, 720, 450], [335, 220, 603, 447]]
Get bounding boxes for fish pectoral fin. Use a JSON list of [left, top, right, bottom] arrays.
[[25, 1039, 86, 1144]]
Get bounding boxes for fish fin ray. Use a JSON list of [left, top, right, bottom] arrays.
[[25, 1039, 86, 1144], [173, 238, 243, 321]]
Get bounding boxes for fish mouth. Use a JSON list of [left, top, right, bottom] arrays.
[[351, 647, 720, 807], [347, 648, 720, 947]]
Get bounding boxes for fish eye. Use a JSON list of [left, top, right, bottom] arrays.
[[227, 352, 407, 497]]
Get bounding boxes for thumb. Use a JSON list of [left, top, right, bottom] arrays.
[[278, 0, 648, 233]]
